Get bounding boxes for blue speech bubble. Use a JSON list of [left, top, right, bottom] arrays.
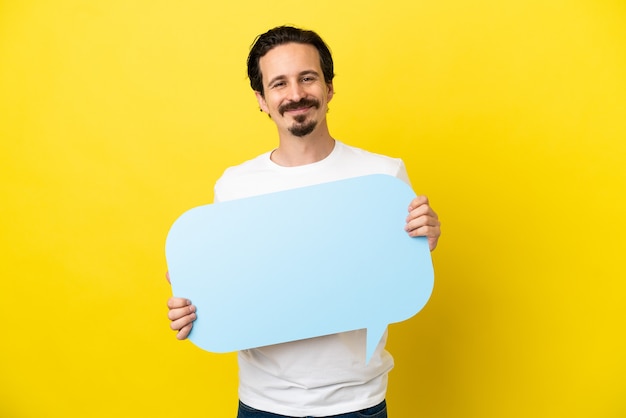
[[166, 174, 434, 362]]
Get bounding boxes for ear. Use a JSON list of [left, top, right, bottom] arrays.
[[326, 82, 334, 103], [255, 91, 269, 114]]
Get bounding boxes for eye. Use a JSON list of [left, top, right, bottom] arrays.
[[271, 81, 286, 89]]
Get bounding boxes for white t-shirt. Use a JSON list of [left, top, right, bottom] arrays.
[[213, 140, 411, 417]]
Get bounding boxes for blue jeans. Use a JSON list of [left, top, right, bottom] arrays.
[[237, 399, 387, 418]]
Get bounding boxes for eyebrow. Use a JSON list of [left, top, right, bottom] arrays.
[[267, 70, 321, 87]]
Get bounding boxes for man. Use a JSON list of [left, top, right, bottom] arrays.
[[167, 26, 441, 418]]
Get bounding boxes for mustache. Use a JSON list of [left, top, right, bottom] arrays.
[[278, 98, 320, 116]]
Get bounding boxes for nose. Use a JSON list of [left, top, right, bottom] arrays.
[[286, 81, 306, 102]]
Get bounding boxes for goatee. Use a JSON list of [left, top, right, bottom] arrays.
[[288, 119, 317, 137], [279, 98, 321, 137]]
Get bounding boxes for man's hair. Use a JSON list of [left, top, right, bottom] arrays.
[[247, 26, 335, 96]]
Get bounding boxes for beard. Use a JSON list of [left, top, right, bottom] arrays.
[[288, 116, 318, 137], [279, 98, 320, 137]]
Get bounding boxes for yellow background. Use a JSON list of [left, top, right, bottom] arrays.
[[1, 0, 625, 417]]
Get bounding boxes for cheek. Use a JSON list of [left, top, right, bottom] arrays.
[[265, 95, 281, 110]]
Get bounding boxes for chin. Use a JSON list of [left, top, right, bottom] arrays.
[[289, 121, 317, 137]]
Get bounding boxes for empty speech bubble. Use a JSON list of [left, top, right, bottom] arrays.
[[165, 174, 434, 362]]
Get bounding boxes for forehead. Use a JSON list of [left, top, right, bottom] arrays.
[[259, 43, 322, 84]]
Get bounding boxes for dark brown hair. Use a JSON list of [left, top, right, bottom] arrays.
[[247, 26, 335, 96]]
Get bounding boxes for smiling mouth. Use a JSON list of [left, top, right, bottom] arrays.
[[286, 106, 312, 115], [279, 99, 320, 116]]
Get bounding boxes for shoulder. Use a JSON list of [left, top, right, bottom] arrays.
[[334, 141, 410, 184], [218, 151, 272, 180], [337, 141, 401, 166], [214, 151, 273, 202]]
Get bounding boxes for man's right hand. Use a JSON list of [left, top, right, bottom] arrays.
[[166, 272, 197, 340]]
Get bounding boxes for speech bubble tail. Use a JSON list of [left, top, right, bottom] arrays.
[[365, 324, 387, 365]]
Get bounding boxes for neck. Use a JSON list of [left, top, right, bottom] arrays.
[[271, 123, 335, 167]]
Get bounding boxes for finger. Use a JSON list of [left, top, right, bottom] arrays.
[[408, 195, 429, 211], [167, 297, 192, 309], [406, 205, 435, 222], [407, 223, 441, 238], [405, 214, 440, 233], [170, 312, 197, 332], [176, 323, 193, 340], [165, 271, 171, 284], [406, 217, 441, 242], [428, 236, 439, 252], [168, 304, 196, 321], [407, 198, 438, 222]]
